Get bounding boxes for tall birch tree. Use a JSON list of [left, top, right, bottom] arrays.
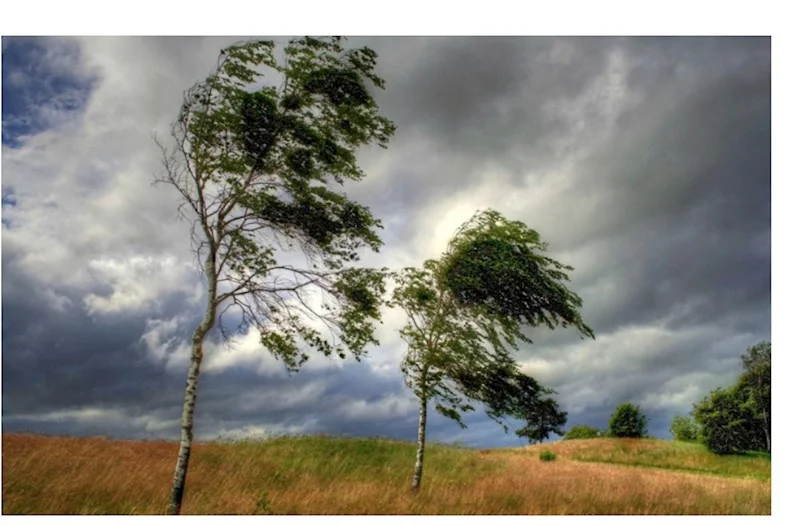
[[155, 37, 395, 514]]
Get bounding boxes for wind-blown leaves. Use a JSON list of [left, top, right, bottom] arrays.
[[156, 36, 395, 513]]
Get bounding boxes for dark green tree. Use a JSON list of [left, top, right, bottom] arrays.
[[738, 341, 770, 452], [512, 381, 568, 444], [691, 340, 770, 455], [692, 386, 760, 454], [390, 209, 594, 492], [155, 37, 395, 514], [669, 415, 699, 442], [608, 402, 648, 438], [563, 424, 604, 440], [455, 362, 567, 444]]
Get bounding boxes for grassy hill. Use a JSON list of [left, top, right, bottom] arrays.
[[1, 433, 770, 515]]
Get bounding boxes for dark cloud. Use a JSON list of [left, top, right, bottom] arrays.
[[1, 36, 770, 448]]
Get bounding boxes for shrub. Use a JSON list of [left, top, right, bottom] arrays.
[[608, 403, 648, 438], [563, 424, 603, 440], [539, 450, 557, 462], [670, 415, 699, 442]]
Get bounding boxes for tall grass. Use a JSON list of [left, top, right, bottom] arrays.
[[527, 438, 771, 481], [2, 433, 770, 515]]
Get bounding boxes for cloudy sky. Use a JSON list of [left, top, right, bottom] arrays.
[[1, 36, 770, 447]]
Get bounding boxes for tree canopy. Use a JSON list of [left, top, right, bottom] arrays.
[[608, 402, 648, 438]]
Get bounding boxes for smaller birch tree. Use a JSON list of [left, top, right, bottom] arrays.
[[391, 209, 593, 492]]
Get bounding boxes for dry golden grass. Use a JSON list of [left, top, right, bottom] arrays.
[[522, 438, 771, 480], [2, 433, 770, 515]]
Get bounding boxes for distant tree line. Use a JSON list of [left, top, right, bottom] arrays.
[[560, 341, 771, 457], [562, 402, 649, 440]]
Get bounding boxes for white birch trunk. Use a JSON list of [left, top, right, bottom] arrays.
[[167, 252, 217, 515], [411, 392, 428, 493]]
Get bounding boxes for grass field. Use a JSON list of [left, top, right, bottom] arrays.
[[1, 433, 770, 515]]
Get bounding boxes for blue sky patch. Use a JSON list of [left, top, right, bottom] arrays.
[[2, 37, 97, 147]]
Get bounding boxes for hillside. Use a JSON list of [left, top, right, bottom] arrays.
[[2, 433, 770, 515]]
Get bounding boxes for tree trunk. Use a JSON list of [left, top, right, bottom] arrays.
[[411, 392, 428, 493], [763, 412, 770, 453], [167, 252, 217, 515]]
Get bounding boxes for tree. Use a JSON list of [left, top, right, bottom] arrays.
[[563, 424, 604, 440], [669, 415, 699, 442], [692, 386, 760, 454], [608, 402, 648, 438], [691, 340, 770, 455], [512, 380, 568, 444], [390, 209, 594, 492], [155, 37, 395, 514], [738, 341, 770, 452]]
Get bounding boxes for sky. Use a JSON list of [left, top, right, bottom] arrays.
[[1, 36, 772, 448]]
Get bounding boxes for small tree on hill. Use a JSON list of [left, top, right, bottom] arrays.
[[669, 415, 699, 442], [608, 403, 648, 438], [509, 378, 567, 444]]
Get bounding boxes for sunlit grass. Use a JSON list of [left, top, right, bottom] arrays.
[[2, 433, 770, 515], [524, 438, 771, 481]]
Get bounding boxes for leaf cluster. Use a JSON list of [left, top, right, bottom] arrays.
[[157, 37, 396, 371], [440, 210, 594, 339]]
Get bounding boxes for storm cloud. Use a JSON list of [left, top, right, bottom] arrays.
[[2, 36, 770, 446]]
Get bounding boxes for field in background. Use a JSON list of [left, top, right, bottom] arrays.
[[2, 433, 770, 515]]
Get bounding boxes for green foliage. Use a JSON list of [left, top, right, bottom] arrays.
[[608, 403, 648, 438], [539, 450, 557, 462], [158, 36, 396, 371], [692, 386, 763, 455], [737, 341, 770, 451], [670, 416, 699, 442], [390, 210, 593, 432], [563, 425, 604, 440], [440, 210, 594, 338], [692, 341, 770, 455], [467, 366, 567, 444]]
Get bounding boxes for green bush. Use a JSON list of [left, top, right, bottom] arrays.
[[539, 450, 557, 462], [608, 403, 648, 438], [670, 415, 699, 442], [693, 386, 763, 455], [563, 424, 603, 440]]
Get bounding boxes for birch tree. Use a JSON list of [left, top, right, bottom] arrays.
[[391, 209, 594, 492], [155, 37, 395, 514]]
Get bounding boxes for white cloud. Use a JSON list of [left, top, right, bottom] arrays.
[[337, 393, 417, 421], [10, 407, 175, 434], [83, 255, 201, 315]]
